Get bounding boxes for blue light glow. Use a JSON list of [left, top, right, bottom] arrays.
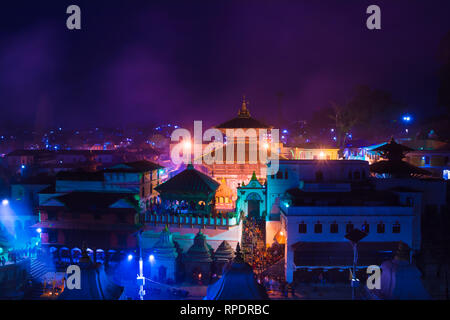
[[402, 115, 412, 122], [36, 228, 42, 233], [149, 254, 155, 262], [127, 254, 133, 261], [2, 199, 9, 206]]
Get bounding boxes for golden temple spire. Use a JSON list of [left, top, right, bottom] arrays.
[[238, 95, 251, 118]]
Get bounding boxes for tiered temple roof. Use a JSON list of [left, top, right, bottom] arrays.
[[216, 97, 270, 129], [155, 164, 220, 198], [370, 138, 431, 177]]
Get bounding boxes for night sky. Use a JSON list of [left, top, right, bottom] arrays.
[[1, 0, 450, 130]]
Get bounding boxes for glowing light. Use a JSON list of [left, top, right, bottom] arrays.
[[280, 231, 284, 236], [263, 143, 269, 149], [402, 115, 412, 122], [319, 151, 325, 158], [183, 140, 192, 150], [2, 199, 9, 206], [36, 228, 42, 233], [127, 254, 133, 261], [21, 165, 25, 169], [149, 254, 155, 262]]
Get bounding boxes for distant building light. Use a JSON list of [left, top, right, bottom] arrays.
[[37, 228, 42, 233], [402, 115, 412, 122], [2, 199, 9, 206], [282, 129, 288, 134], [149, 254, 155, 262], [319, 151, 325, 158], [127, 254, 133, 261], [21, 165, 25, 169]]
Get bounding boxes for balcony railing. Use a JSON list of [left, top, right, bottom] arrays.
[[143, 212, 238, 229]]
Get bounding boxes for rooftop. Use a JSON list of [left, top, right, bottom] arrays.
[[216, 97, 271, 129]]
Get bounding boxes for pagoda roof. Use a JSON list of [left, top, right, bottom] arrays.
[[370, 160, 431, 177], [216, 117, 271, 129], [216, 97, 271, 129], [205, 244, 268, 300], [372, 137, 414, 159], [155, 164, 219, 195]]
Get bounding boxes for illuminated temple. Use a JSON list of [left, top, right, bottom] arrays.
[[201, 97, 279, 209]]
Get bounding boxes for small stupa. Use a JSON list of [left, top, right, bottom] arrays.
[[151, 226, 178, 283], [184, 230, 213, 283], [213, 240, 235, 274]]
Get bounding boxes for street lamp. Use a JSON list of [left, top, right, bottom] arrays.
[[1, 199, 9, 206], [402, 115, 412, 122], [344, 228, 368, 300]]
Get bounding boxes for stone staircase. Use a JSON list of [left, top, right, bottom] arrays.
[[26, 258, 54, 300]]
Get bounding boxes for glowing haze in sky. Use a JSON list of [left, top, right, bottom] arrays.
[[1, 0, 450, 129]]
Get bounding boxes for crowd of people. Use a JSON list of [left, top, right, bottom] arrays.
[[0, 245, 39, 266], [242, 217, 285, 276]]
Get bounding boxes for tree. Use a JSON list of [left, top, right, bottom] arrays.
[[330, 101, 359, 151]]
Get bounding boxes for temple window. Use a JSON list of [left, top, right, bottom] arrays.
[[276, 171, 283, 179], [346, 222, 354, 233], [285, 170, 289, 179], [314, 222, 322, 233], [298, 222, 307, 233], [330, 222, 338, 233], [392, 222, 401, 233], [377, 223, 385, 233], [362, 222, 370, 233]]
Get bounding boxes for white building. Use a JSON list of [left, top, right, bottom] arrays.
[[234, 159, 447, 283]]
